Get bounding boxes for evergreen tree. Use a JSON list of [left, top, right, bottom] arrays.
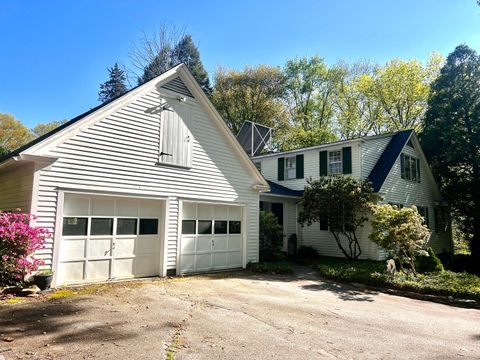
[[98, 63, 128, 103], [420, 45, 480, 269], [173, 35, 212, 95]]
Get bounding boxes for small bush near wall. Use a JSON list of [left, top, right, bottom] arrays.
[[415, 247, 444, 273], [259, 211, 283, 262], [0, 212, 49, 286]]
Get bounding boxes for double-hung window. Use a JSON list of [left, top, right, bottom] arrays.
[[401, 153, 420, 182], [285, 156, 296, 180], [328, 150, 342, 175]]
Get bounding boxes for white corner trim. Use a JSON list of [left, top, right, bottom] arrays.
[[51, 190, 65, 288]]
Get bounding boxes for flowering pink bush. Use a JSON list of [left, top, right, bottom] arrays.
[[0, 212, 50, 286]]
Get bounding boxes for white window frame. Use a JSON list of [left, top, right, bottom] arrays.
[[285, 156, 296, 180], [402, 153, 420, 182], [328, 150, 342, 175]]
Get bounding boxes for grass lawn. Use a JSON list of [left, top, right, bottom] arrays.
[[315, 256, 480, 301]]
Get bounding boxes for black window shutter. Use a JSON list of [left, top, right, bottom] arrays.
[[320, 213, 328, 230], [342, 146, 352, 174], [296, 154, 304, 179], [400, 154, 405, 179], [319, 151, 328, 176], [416, 158, 421, 182], [278, 157, 285, 181], [434, 208, 439, 233]]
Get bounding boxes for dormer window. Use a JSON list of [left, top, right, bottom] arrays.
[[400, 153, 420, 182], [285, 156, 296, 180], [328, 150, 342, 175]]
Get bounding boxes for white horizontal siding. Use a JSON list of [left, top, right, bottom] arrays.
[[32, 85, 260, 271], [380, 144, 452, 254], [0, 163, 33, 212], [256, 142, 362, 191]]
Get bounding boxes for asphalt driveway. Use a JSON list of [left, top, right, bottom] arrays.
[[1, 267, 479, 359]]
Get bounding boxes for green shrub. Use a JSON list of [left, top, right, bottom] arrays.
[[297, 245, 320, 259], [416, 247, 444, 273], [259, 211, 283, 262], [247, 261, 293, 274]]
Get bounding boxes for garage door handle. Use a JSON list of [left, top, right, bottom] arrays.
[[212, 239, 215, 247]]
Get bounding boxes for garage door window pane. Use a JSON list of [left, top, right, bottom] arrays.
[[62, 217, 88, 236], [91, 218, 113, 236], [139, 219, 158, 235], [198, 220, 212, 234], [182, 220, 196, 235], [229, 221, 241, 234], [117, 218, 137, 235], [214, 221, 228, 234]]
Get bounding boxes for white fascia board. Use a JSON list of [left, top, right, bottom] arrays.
[[22, 65, 184, 157], [176, 66, 269, 188]]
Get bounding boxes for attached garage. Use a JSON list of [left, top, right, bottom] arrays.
[[55, 193, 165, 285], [179, 202, 244, 274], [0, 64, 268, 287]]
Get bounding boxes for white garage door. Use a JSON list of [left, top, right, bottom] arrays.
[[179, 202, 243, 274], [56, 194, 164, 285]]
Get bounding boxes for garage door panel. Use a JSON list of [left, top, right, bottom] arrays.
[[64, 196, 89, 216], [181, 236, 195, 253], [116, 199, 139, 216], [135, 255, 158, 276], [196, 254, 212, 271], [60, 239, 86, 260], [57, 262, 84, 284], [197, 236, 212, 252], [228, 235, 242, 251], [229, 206, 242, 220], [136, 236, 158, 255], [91, 197, 115, 216], [213, 237, 227, 251], [214, 205, 228, 220], [180, 254, 195, 272], [227, 252, 242, 267], [87, 260, 110, 280], [114, 258, 134, 278], [139, 200, 161, 217], [115, 237, 136, 257], [213, 253, 228, 268], [88, 238, 112, 257], [198, 204, 213, 219]]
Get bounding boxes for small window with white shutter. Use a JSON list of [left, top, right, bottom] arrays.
[[157, 107, 192, 168]]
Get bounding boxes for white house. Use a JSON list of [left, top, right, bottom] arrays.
[[252, 131, 453, 259], [0, 64, 269, 286]]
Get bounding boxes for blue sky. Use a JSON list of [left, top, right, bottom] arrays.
[[1, 0, 479, 127]]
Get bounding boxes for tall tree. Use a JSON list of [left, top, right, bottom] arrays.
[[212, 65, 288, 147], [131, 25, 185, 85], [131, 26, 211, 92], [369, 53, 443, 133], [333, 60, 386, 139], [283, 56, 338, 150], [173, 35, 212, 95], [0, 113, 34, 153], [420, 45, 480, 269], [32, 119, 68, 137], [98, 63, 128, 103]]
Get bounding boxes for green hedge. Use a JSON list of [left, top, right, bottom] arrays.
[[315, 257, 480, 301]]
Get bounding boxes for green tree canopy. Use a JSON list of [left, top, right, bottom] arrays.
[[370, 204, 429, 274], [298, 176, 373, 260], [98, 63, 128, 103], [420, 44, 480, 268], [173, 35, 212, 95], [0, 113, 34, 153], [282, 56, 338, 149], [212, 65, 288, 147], [32, 119, 68, 138]]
